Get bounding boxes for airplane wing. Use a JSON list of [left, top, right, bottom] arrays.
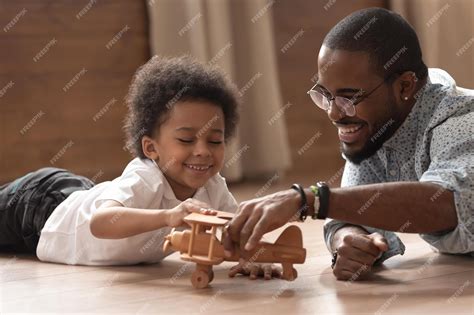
[[184, 212, 231, 226]]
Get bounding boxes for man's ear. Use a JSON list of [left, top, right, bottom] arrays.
[[142, 136, 159, 160], [394, 71, 418, 103]]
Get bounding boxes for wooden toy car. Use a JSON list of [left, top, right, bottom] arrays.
[[163, 211, 306, 288]]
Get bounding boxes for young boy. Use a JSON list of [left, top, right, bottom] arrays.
[[0, 56, 239, 266]]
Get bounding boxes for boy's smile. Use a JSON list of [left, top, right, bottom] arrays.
[[142, 100, 226, 201]]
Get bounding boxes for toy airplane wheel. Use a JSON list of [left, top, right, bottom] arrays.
[[290, 268, 298, 280], [208, 270, 214, 282], [191, 270, 210, 289]]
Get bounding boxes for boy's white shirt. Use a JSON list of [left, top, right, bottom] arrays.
[[36, 158, 238, 265]]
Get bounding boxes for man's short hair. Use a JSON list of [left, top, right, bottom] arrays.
[[323, 7, 428, 80]]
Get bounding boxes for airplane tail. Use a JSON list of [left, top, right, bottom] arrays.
[[274, 225, 303, 247]]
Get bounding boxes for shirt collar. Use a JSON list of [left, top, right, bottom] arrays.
[[382, 68, 453, 152], [150, 162, 209, 202]]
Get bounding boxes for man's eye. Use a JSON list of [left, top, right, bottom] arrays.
[[178, 139, 194, 143]]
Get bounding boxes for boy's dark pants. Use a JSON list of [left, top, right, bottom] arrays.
[[0, 168, 94, 253]]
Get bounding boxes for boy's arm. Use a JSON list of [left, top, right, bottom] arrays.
[[90, 199, 215, 239]]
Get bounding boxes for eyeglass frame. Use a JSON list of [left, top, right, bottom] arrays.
[[307, 73, 397, 117]]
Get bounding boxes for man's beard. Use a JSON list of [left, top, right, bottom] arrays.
[[342, 100, 402, 165], [341, 120, 397, 164]]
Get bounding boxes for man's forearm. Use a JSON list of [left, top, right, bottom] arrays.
[[320, 182, 457, 233]]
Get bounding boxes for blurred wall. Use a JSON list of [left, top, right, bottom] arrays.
[[0, 1, 149, 183]]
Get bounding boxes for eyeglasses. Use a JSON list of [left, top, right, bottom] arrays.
[[307, 78, 388, 117]]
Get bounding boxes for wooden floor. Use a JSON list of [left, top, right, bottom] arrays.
[[1, 179, 473, 314]]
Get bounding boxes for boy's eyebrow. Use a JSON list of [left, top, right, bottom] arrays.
[[175, 127, 224, 133]]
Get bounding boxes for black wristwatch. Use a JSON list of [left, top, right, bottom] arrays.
[[316, 181, 330, 220], [331, 250, 338, 269]]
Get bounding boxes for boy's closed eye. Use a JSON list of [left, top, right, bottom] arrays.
[[176, 138, 223, 144]]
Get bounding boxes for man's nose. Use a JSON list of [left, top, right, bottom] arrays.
[[326, 100, 346, 121]]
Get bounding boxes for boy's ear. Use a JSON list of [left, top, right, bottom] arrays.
[[142, 136, 159, 160]]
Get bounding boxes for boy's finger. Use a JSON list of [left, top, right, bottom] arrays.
[[263, 265, 272, 280], [187, 199, 211, 209], [249, 265, 259, 280], [228, 265, 242, 277]]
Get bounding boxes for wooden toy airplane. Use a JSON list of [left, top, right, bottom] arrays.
[[163, 211, 306, 289]]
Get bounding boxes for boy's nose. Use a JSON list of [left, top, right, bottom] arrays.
[[193, 141, 211, 157]]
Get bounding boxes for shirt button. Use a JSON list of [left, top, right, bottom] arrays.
[[389, 169, 397, 176]]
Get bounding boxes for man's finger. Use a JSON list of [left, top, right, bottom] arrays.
[[368, 233, 389, 252], [227, 204, 252, 243], [222, 227, 236, 257], [245, 217, 269, 251], [337, 256, 369, 274], [345, 235, 381, 257], [337, 245, 377, 265], [240, 211, 263, 254]]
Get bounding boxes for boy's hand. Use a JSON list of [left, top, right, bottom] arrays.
[[228, 259, 282, 280], [165, 199, 217, 228]]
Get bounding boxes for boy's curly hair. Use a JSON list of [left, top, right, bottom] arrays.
[[124, 55, 240, 158]]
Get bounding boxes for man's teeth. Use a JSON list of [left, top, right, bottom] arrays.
[[185, 164, 211, 171], [338, 124, 363, 134]]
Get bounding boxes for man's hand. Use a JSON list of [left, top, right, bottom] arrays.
[[228, 259, 282, 280], [332, 227, 388, 281], [223, 189, 302, 256], [165, 199, 217, 228]]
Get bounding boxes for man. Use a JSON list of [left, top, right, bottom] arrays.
[[224, 7, 473, 280]]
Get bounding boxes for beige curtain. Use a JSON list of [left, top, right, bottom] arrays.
[[146, 0, 291, 181], [390, 0, 474, 88]]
